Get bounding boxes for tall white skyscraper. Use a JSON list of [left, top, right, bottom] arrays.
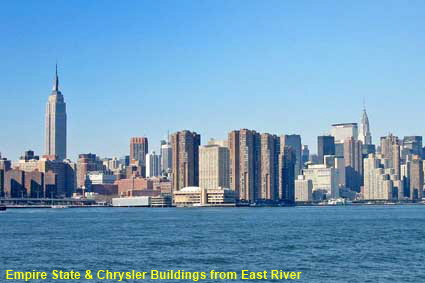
[[358, 108, 372, 145], [45, 65, 67, 160], [199, 145, 230, 190], [160, 141, 172, 174], [146, 151, 161, 177]]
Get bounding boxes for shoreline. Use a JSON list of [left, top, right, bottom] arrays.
[[2, 202, 425, 209]]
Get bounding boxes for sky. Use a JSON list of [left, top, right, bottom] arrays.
[[1, 0, 425, 161]]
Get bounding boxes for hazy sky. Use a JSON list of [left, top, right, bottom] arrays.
[[1, 0, 425, 161]]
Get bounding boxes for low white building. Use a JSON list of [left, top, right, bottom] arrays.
[[112, 196, 150, 207], [87, 171, 116, 185], [173, 186, 235, 207], [302, 164, 339, 199], [295, 175, 312, 202]]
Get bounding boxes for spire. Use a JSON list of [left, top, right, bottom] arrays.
[[52, 64, 59, 91], [359, 103, 372, 145]]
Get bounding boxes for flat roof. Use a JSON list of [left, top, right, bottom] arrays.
[[331, 123, 357, 127]]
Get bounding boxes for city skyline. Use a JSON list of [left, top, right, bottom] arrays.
[[0, 64, 421, 162], [2, 1, 425, 160]]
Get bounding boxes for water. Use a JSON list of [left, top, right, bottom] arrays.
[[1, 206, 425, 282]]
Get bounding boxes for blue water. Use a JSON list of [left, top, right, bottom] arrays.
[[1, 206, 425, 282]]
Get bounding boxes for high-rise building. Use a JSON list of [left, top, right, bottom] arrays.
[[363, 154, 394, 201], [146, 151, 161, 177], [0, 169, 4, 197], [317, 136, 335, 164], [260, 133, 279, 201], [199, 145, 230, 190], [278, 146, 296, 203], [40, 157, 76, 197], [160, 141, 172, 175], [130, 137, 149, 166], [344, 137, 363, 192], [393, 144, 401, 178], [0, 154, 11, 171], [324, 155, 345, 188], [379, 134, 399, 164], [358, 108, 372, 145], [400, 161, 410, 199], [331, 123, 358, 143], [120, 155, 130, 167], [301, 145, 310, 166], [45, 65, 67, 160], [228, 129, 261, 202], [171, 130, 201, 191], [403, 136, 423, 157], [281, 134, 302, 174], [102, 157, 121, 172], [76, 153, 104, 188], [409, 155, 423, 200], [0, 154, 10, 197]]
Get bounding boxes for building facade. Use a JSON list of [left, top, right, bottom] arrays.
[[344, 137, 363, 192], [280, 134, 302, 174], [171, 130, 201, 191], [260, 133, 279, 201], [318, 136, 335, 164], [228, 129, 261, 202], [295, 175, 313, 202], [45, 65, 67, 160], [199, 145, 230, 191], [130, 137, 149, 166], [146, 151, 161, 177]]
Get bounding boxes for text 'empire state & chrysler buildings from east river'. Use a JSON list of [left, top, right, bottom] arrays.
[[45, 65, 67, 161]]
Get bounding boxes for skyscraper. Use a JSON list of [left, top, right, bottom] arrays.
[[403, 136, 423, 157], [280, 134, 302, 174], [363, 154, 394, 201], [160, 141, 172, 175], [317, 136, 335, 164], [146, 151, 161, 177], [199, 145, 230, 190], [409, 155, 423, 200], [380, 134, 399, 168], [130, 137, 149, 167], [260, 133, 279, 201], [301, 145, 310, 166], [45, 65, 67, 160], [331, 123, 358, 142], [171, 130, 201, 191], [344, 137, 363, 192], [228, 129, 261, 202], [279, 146, 296, 203], [358, 108, 372, 145]]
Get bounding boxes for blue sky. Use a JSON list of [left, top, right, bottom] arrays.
[[1, 0, 425, 161]]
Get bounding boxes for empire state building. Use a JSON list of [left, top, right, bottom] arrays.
[[45, 65, 67, 160]]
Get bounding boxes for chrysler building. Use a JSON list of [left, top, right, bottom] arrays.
[[358, 107, 372, 145]]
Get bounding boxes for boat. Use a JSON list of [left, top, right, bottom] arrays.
[[0, 205, 6, 211]]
